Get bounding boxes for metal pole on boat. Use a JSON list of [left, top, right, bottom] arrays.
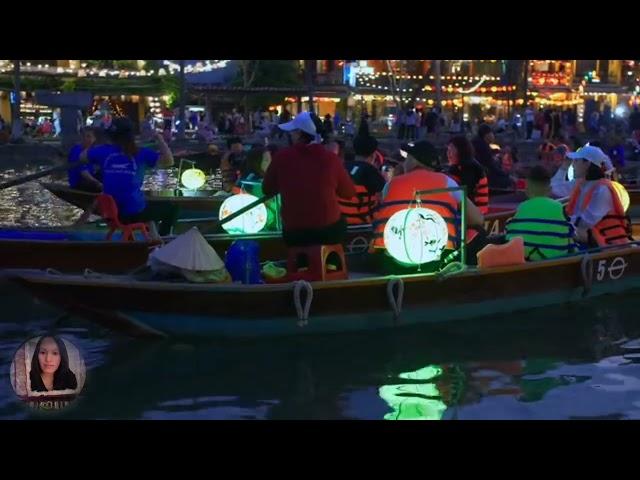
[[177, 60, 186, 141], [460, 185, 466, 266]]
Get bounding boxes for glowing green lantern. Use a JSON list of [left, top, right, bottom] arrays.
[[383, 207, 448, 265], [219, 193, 267, 234], [181, 168, 206, 190]]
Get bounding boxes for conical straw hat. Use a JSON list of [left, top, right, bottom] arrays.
[[149, 227, 225, 271]]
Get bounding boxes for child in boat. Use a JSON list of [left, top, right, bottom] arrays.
[[339, 135, 386, 226], [220, 137, 245, 193], [505, 166, 574, 261], [234, 145, 279, 230], [68, 127, 102, 193]]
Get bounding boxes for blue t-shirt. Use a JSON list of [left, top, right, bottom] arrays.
[[67, 144, 90, 188], [88, 144, 159, 216]]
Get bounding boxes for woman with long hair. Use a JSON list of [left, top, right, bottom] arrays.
[[446, 135, 489, 214], [29, 335, 77, 392]]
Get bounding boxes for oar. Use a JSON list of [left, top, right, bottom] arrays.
[[0, 159, 89, 191], [200, 194, 274, 234]]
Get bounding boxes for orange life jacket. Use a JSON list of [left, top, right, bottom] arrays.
[[449, 172, 489, 214], [371, 169, 461, 250], [339, 184, 378, 225], [566, 179, 631, 247]]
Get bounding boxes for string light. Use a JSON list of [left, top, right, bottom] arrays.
[[0, 60, 230, 78]]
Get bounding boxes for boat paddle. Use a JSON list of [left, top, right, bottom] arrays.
[[0, 159, 89, 191], [200, 194, 274, 234]]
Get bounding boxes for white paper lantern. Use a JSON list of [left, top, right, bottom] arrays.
[[383, 207, 448, 265], [219, 194, 267, 234]]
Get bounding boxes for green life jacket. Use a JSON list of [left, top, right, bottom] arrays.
[[505, 197, 574, 261]]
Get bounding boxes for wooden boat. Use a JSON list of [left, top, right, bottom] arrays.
[[42, 182, 226, 217], [7, 243, 640, 339], [0, 197, 520, 274]]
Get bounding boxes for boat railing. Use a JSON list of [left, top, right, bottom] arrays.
[[414, 185, 467, 266]]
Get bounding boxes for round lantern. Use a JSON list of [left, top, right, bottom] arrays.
[[219, 193, 267, 234], [383, 207, 448, 265], [612, 181, 630, 212], [181, 168, 206, 190]]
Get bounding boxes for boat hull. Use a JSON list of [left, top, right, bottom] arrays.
[[9, 246, 640, 339]]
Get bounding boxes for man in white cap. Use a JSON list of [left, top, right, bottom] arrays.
[[550, 144, 612, 198], [564, 144, 630, 247], [263, 112, 356, 247]]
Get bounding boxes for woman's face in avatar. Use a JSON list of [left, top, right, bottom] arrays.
[[38, 337, 61, 375]]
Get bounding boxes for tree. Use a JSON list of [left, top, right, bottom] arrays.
[[233, 60, 303, 126]]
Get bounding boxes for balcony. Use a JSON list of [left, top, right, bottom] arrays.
[[315, 71, 344, 86]]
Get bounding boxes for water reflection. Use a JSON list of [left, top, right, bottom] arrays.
[[0, 167, 222, 229]]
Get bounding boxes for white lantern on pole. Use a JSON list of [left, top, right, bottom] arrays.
[[383, 207, 449, 265], [219, 194, 267, 235]]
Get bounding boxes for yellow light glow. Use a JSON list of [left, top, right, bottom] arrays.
[[612, 181, 630, 212], [181, 168, 206, 190]]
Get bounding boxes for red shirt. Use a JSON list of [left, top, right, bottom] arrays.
[[263, 143, 356, 231]]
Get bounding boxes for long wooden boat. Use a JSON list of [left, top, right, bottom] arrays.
[[42, 182, 226, 216], [7, 243, 640, 339], [0, 197, 520, 274]]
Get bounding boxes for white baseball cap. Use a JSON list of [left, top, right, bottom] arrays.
[[278, 111, 317, 136], [567, 145, 613, 171]]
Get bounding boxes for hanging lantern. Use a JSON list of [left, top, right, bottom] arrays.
[[612, 181, 630, 212], [181, 168, 206, 190], [383, 207, 449, 266], [219, 194, 267, 235]]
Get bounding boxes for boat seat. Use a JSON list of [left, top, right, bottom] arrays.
[[95, 194, 151, 242], [287, 244, 349, 282]]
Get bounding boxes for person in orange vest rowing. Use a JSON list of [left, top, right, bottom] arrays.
[[371, 140, 486, 272], [339, 135, 386, 226], [565, 145, 631, 248], [445, 135, 489, 214]]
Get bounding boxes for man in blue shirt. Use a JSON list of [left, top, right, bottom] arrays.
[[76, 117, 177, 235]]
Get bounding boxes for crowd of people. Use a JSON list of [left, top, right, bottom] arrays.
[[60, 100, 636, 276]]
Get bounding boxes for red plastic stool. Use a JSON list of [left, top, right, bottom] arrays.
[[95, 194, 151, 242], [287, 244, 348, 282]]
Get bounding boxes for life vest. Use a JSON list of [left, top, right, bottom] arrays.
[[566, 179, 632, 247], [372, 169, 461, 250], [477, 236, 525, 268], [449, 171, 489, 214], [339, 184, 378, 225], [505, 197, 575, 260]]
